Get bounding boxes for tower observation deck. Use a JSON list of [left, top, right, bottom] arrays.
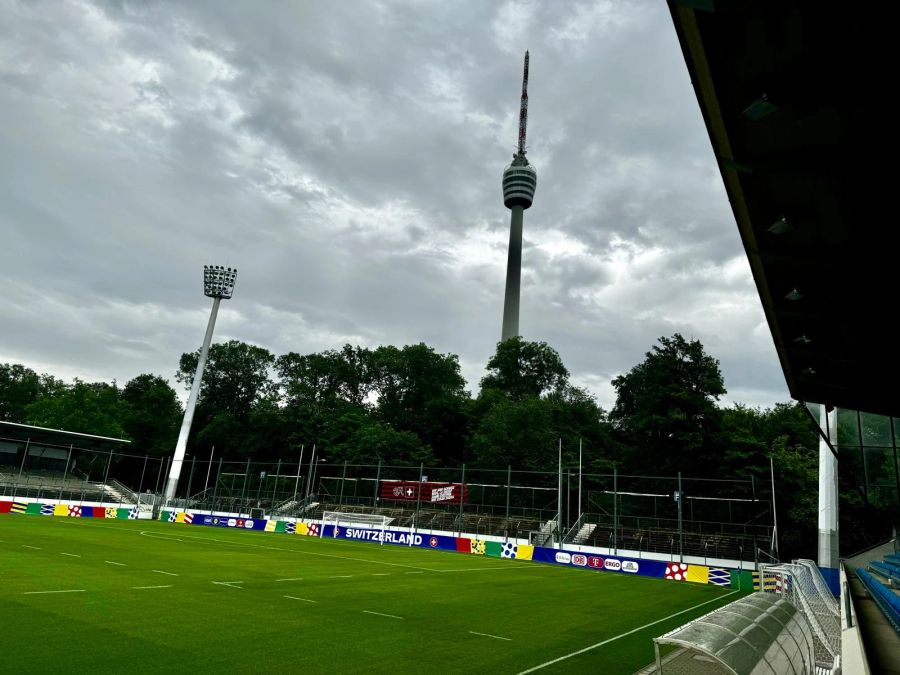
[[500, 51, 537, 342]]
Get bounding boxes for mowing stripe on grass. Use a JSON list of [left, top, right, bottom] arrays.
[[470, 631, 512, 641], [60, 552, 80, 557], [363, 610, 403, 620], [139, 530, 440, 573], [284, 595, 317, 603], [516, 589, 740, 674], [23, 589, 85, 595], [133, 585, 172, 590], [372, 573, 391, 576], [104, 560, 126, 566], [152, 569, 178, 576]]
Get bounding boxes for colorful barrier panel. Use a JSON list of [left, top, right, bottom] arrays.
[[0, 498, 138, 519]]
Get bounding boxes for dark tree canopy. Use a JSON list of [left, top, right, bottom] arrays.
[[0, 363, 43, 422], [121, 374, 182, 457], [480, 337, 569, 400], [610, 333, 726, 474]]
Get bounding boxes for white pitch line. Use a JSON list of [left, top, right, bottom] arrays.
[[23, 589, 85, 595], [405, 571, 424, 574], [152, 569, 178, 576], [284, 595, 317, 603], [60, 552, 80, 558], [363, 610, 403, 620], [329, 575, 353, 578], [470, 631, 512, 641], [516, 590, 740, 674], [212, 581, 244, 589], [275, 577, 304, 582], [133, 585, 172, 590], [22, 544, 41, 550], [372, 573, 391, 576], [104, 560, 126, 566]]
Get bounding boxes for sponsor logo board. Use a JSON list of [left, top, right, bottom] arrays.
[[572, 554, 587, 566], [622, 560, 639, 573], [588, 556, 603, 568], [555, 552, 571, 564], [604, 558, 622, 571]]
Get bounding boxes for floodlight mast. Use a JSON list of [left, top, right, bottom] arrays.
[[163, 266, 237, 504]]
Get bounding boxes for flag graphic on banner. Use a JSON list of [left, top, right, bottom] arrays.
[[470, 539, 486, 555], [0, 501, 12, 514], [127, 506, 139, 520], [685, 564, 710, 584], [54, 504, 69, 517], [485, 541, 503, 558], [274, 521, 286, 533], [265, 520, 277, 532], [284, 522, 296, 534], [26, 502, 43, 515], [183, 513, 194, 524], [105, 507, 118, 519], [40, 504, 55, 515], [501, 542, 518, 559], [307, 523, 319, 536], [11, 502, 27, 514], [665, 562, 688, 580], [708, 568, 730, 587], [68, 505, 82, 517], [168, 511, 177, 522]]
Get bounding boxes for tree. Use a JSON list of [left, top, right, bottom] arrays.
[[370, 344, 469, 463], [0, 363, 42, 422], [25, 380, 126, 438], [121, 374, 182, 456], [610, 333, 726, 475], [480, 337, 569, 400], [176, 340, 277, 457]]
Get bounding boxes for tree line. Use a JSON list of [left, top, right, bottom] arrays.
[[2, 334, 826, 555]]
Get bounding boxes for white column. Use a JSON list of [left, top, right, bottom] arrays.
[[501, 205, 524, 341], [818, 404, 839, 569]]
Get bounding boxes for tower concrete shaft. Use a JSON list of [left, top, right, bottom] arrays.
[[501, 205, 524, 341]]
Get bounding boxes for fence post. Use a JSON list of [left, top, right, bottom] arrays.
[[292, 445, 304, 505], [505, 465, 511, 522], [413, 462, 423, 539], [373, 459, 382, 506], [240, 458, 250, 513], [212, 457, 223, 512], [59, 444, 73, 500], [338, 460, 348, 507], [272, 459, 282, 509], [678, 471, 684, 563], [185, 455, 196, 507], [138, 454, 148, 498], [613, 467, 618, 555], [458, 463, 466, 537]]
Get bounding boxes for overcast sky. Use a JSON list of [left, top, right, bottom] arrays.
[[0, 0, 790, 410]]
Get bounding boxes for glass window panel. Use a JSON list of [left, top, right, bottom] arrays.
[[860, 411, 892, 447]]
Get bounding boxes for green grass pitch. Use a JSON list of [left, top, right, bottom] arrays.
[[0, 516, 743, 673]]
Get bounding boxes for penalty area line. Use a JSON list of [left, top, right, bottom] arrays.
[[133, 585, 172, 590], [23, 589, 86, 595], [284, 595, 317, 603], [516, 589, 740, 674], [363, 610, 403, 620], [470, 631, 511, 641]]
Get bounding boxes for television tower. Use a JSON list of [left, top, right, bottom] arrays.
[[501, 51, 537, 341]]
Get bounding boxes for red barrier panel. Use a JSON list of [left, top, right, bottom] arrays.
[[379, 480, 468, 504]]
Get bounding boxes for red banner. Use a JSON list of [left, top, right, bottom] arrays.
[[379, 481, 467, 505]]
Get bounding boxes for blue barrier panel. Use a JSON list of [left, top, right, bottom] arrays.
[[530, 547, 668, 578], [323, 524, 458, 551], [818, 566, 840, 597], [193, 514, 268, 530]]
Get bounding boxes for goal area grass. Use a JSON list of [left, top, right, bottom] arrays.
[[0, 516, 743, 674]]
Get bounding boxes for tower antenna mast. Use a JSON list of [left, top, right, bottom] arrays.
[[518, 51, 529, 156]]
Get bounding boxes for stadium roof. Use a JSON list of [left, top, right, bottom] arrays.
[[667, 2, 897, 418], [0, 420, 131, 450]]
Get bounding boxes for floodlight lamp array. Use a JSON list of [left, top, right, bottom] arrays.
[[203, 265, 238, 299]]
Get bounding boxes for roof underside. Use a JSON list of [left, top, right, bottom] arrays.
[[668, 1, 897, 417], [0, 421, 130, 450]]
